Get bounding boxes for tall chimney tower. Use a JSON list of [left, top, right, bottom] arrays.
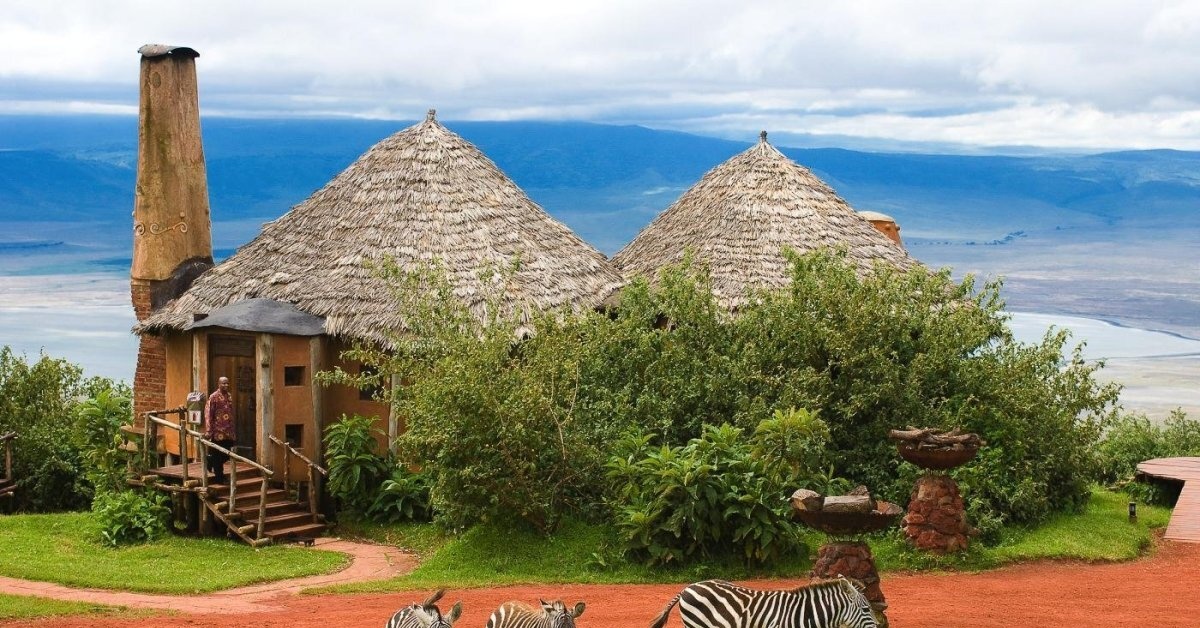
[[131, 45, 214, 418]]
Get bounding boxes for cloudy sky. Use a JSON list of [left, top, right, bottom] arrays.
[[2, 0, 1199, 150]]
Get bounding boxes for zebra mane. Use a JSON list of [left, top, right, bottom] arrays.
[[789, 577, 859, 595]]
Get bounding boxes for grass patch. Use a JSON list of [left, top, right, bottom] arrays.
[[871, 488, 1171, 572], [0, 512, 350, 593], [327, 489, 1169, 592], [325, 517, 814, 593], [0, 593, 149, 620], [333, 518, 453, 558]]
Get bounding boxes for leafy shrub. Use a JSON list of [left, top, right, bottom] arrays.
[[324, 414, 390, 514], [338, 251, 1119, 538], [92, 489, 171, 546], [1095, 410, 1200, 504], [367, 465, 435, 523], [750, 407, 832, 487], [605, 424, 803, 566], [72, 388, 134, 495]]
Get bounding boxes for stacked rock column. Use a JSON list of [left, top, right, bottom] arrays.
[[810, 541, 885, 610], [902, 473, 971, 553]]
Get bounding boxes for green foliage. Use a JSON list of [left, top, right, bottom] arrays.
[[324, 414, 390, 514], [91, 489, 170, 546], [342, 250, 1119, 543], [0, 346, 131, 511], [750, 407, 832, 487], [367, 465, 435, 523], [605, 424, 803, 566], [1095, 409, 1200, 504], [0, 593, 139, 621], [72, 387, 135, 495]]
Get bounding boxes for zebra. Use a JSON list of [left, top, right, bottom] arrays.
[[486, 599, 586, 628], [386, 589, 463, 628], [648, 578, 878, 628]]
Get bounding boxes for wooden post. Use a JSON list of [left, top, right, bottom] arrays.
[[177, 412, 189, 483], [309, 336, 324, 473], [257, 334, 274, 464], [256, 478, 269, 539], [199, 440, 209, 492], [228, 463, 238, 515], [309, 467, 319, 522], [283, 446, 291, 498]]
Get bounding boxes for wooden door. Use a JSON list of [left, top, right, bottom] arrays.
[[208, 335, 257, 461]]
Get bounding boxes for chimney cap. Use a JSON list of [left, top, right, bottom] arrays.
[[138, 44, 199, 59]]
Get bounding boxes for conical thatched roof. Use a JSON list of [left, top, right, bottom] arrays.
[[140, 111, 625, 345], [612, 132, 917, 310]]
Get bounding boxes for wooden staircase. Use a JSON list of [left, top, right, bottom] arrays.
[[134, 409, 330, 547], [200, 463, 327, 545]]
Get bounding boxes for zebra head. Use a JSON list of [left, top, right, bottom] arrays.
[[539, 599, 586, 628], [834, 577, 879, 628], [401, 589, 463, 628]]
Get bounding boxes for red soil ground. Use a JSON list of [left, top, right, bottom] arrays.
[[4, 539, 1198, 628]]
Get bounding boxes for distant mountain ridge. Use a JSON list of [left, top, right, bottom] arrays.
[[2, 114, 1199, 337]]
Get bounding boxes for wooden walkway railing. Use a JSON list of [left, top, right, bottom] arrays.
[[1137, 456, 1200, 543]]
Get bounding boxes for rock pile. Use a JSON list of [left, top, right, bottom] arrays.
[[903, 474, 972, 553]]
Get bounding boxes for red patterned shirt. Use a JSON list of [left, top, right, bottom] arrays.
[[204, 389, 236, 442]]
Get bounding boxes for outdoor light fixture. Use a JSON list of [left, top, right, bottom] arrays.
[[1128, 501, 1137, 522]]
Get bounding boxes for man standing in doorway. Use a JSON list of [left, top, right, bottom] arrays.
[[204, 376, 236, 485]]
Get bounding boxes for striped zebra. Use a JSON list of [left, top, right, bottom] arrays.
[[486, 599, 586, 628], [385, 589, 463, 628], [648, 578, 878, 628]]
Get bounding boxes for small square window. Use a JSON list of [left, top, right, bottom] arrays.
[[359, 364, 383, 401], [284, 366, 305, 387], [285, 424, 303, 448]]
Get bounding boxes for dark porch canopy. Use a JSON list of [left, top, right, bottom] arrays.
[[186, 298, 326, 336]]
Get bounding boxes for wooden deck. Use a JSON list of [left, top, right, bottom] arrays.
[[150, 461, 256, 482], [1136, 457, 1200, 543]]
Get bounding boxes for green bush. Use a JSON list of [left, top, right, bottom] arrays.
[[605, 424, 804, 566], [324, 414, 390, 515], [72, 388, 134, 496], [1095, 410, 1200, 504], [338, 250, 1119, 540], [0, 347, 129, 512], [91, 489, 170, 546], [367, 465, 435, 523]]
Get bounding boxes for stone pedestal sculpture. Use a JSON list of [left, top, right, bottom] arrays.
[[790, 486, 902, 625], [889, 427, 984, 553]]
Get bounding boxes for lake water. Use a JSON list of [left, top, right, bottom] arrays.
[[1, 274, 1196, 419]]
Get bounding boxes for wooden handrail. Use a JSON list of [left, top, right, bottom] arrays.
[[267, 435, 327, 475], [268, 434, 327, 523], [0, 431, 16, 442], [146, 415, 273, 476]]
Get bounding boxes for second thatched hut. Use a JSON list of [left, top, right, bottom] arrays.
[[612, 132, 917, 310]]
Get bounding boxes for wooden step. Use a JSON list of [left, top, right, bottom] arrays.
[[259, 511, 319, 533], [206, 475, 271, 496], [234, 498, 304, 519], [264, 521, 328, 542]]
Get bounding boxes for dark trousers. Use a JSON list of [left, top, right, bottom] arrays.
[[208, 439, 236, 484]]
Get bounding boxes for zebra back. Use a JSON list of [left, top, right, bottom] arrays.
[[385, 589, 463, 628], [486, 600, 587, 628], [650, 578, 877, 628]]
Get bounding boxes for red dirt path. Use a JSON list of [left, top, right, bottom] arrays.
[[4, 540, 1198, 628]]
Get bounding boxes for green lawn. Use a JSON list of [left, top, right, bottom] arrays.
[[0, 593, 148, 621], [0, 512, 349, 593], [327, 489, 1170, 593]]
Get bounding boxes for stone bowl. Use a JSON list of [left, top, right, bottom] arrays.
[[793, 501, 903, 536], [897, 442, 979, 470]]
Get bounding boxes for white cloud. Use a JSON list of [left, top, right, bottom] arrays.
[[1, 0, 1198, 149]]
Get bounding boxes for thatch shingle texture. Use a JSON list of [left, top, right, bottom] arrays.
[[612, 135, 918, 310], [139, 113, 625, 345]]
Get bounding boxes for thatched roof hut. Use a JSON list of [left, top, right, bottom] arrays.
[[140, 110, 625, 345], [612, 132, 917, 310]]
